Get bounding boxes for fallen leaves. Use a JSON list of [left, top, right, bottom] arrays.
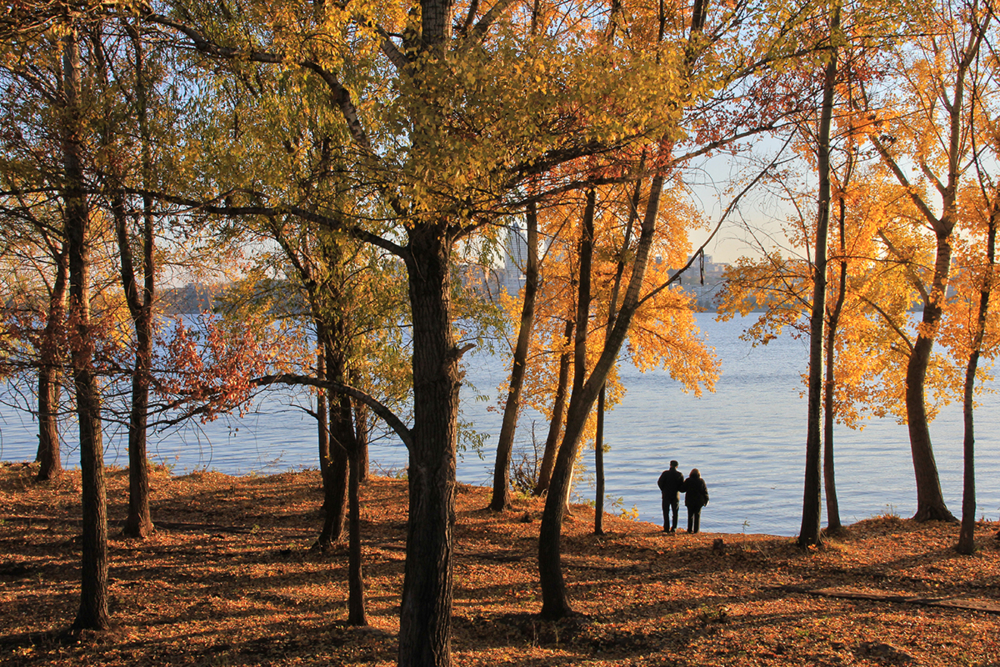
[[2, 460, 1000, 666]]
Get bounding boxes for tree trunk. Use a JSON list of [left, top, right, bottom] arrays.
[[533, 316, 574, 496], [593, 172, 641, 535], [114, 179, 155, 539], [490, 205, 539, 511], [593, 386, 606, 535], [36, 247, 68, 482], [347, 423, 368, 625], [398, 224, 462, 667], [905, 241, 956, 522], [957, 348, 980, 554], [122, 27, 156, 539], [354, 401, 370, 485], [957, 206, 996, 554], [62, 26, 109, 631], [327, 334, 367, 624], [318, 338, 349, 548], [123, 302, 154, 538], [799, 7, 838, 548], [823, 197, 847, 534], [539, 175, 661, 619], [539, 193, 594, 615]]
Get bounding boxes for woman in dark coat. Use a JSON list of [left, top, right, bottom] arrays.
[[684, 469, 709, 534]]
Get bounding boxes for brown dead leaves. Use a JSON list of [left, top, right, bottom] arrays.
[[1, 460, 999, 666]]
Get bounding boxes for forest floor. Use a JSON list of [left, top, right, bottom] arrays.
[[1, 460, 1000, 666]]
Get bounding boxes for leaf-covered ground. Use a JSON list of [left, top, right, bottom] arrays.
[[2, 460, 999, 666]]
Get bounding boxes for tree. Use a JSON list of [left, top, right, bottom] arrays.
[[0, 192, 69, 482], [0, 25, 75, 483], [104, 21, 166, 539], [535, 0, 830, 614], [137, 0, 722, 661], [62, 22, 110, 632], [490, 206, 539, 511], [799, 0, 840, 548], [861, 0, 990, 522], [949, 194, 998, 553]]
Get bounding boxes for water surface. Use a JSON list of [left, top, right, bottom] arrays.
[[2, 314, 997, 537]]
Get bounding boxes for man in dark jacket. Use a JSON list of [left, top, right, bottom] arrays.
[[657, 460, 685, 533], [684, 468, 709, 534]]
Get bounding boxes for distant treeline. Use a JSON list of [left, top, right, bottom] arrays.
[[158, 283, 219, 315], [159, 281, 309, 316]]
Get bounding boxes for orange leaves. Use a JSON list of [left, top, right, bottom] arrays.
[[156, 315, 272, 422]]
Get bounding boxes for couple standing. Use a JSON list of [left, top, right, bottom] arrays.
[[657, 460, 709, 534]]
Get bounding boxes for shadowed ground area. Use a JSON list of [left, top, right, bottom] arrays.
[[2, 460, 999, 666]]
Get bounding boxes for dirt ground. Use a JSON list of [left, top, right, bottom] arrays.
[[2, 460, 999, 666]]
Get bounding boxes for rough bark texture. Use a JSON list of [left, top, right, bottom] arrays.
[[62, 26, 109, 631], [490, 208, 539, 512], [398, 225, 460, 667]]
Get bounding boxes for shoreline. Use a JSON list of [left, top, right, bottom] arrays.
[[0, 458, 976, 540], [3, 460, 1000, 665]]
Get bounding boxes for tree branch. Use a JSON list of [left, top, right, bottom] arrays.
[[139, 189, 407, 258], [255, 373, 414, 451]]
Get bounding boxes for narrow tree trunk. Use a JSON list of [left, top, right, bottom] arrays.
[[37, 364, 62, 479], [957, 347, 981, 554], [398, 225, 462, 667], [540, 175, 661, 619], [329, 333, 367, 624], [571, 191, 595, 399], [123, 304, 154, 538], [347, 423, 368, 625], [490, 205, 539, 511], [799, 7, 838, 548], [533, 316, 574, 496], [823, 197, 847, 534], [593, 172, 641, 535], [101, 24, 157, 539], [540, 190, 597, 619], [593, 386, 606, 534], [62, 26, 109, 631], [957, 206, 996, 554], [354, 402, 370, 484], [115, 184, 155, 538], [36, 248, 68, 482]]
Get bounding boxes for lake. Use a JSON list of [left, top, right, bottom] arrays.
[[1, 313, 997, 537]]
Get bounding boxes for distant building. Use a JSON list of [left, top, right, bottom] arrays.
[[666, 254, 729, 311], [500, 222, 529, 295]]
